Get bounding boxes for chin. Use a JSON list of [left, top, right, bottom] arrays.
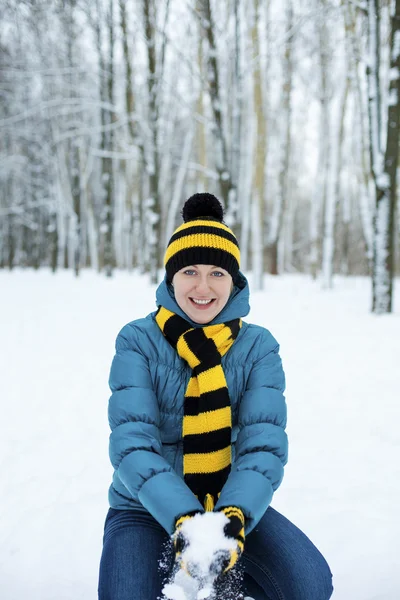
[[194, 315, 215, 324], [195, 312, 220, 324], [184, 307, 211, 323]]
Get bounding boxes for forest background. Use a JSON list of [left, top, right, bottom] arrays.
[[1, 0, 399, 312], [1, 3, 400, 598]]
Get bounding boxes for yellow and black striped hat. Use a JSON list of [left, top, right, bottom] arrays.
[[164, 193, 240, 282]]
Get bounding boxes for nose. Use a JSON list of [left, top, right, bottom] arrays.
[[195, 276, 211, 294]]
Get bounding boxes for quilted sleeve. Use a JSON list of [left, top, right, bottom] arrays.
[[214, 328, 287, 533], [108, 323, 204, 533]]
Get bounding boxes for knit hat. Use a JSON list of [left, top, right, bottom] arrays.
[[164, 193, 240, 282]]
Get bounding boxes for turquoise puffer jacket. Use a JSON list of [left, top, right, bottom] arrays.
[[107, 272, 287, 535]]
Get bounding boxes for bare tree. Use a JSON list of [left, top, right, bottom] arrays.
[[1, 0, 398, 292], [321, 4, 351, 289], [91, 0, 116, 276], [196, 0, 236, 211], [267, 0, 294, 276], [142, 0, 171, 283], [368, 0, 400, 313], [250, 0, 267, 289], [309, 0, 331, 279]]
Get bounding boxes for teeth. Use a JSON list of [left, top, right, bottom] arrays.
[[192, 298, 213, 305]]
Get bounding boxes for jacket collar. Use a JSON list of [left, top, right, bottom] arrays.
[[155, 271, 250, 327]]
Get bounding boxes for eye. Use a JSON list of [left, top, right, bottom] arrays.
[[211, 271, 224, 277], [183, 269, 197, 276]]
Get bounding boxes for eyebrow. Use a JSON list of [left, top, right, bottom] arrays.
[[192, 265, 219, 268]]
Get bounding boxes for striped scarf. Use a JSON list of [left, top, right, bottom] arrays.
[[155, 306, 241, 511]]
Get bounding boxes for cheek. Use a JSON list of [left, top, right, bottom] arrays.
[[220, 285, 232, 303], [174, 283, 191, 304], [175, 288, 185, 302]]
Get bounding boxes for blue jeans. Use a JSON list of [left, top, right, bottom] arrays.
[[98, 507, 333, 600]]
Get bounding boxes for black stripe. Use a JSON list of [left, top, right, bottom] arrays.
[[184, 388, 231, 416], [184, 328, 218, 360], [184, 466, 231, 503], [224, 516, 245, 540], [169, 225, 239, 247], [183, 428, 231, 455], [163, 313, 192, 346], [227, 319, 241, 340], [193, 354, 223, 376], [166, 248, 239, 277]]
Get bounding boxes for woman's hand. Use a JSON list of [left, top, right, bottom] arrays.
[[217, 506, 246, 573], [172, 508, 245, 579], [173, 512, 201, 564]]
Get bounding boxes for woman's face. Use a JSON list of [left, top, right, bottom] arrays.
[[172, 264, 233, 324]]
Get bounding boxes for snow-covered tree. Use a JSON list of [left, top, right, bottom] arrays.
[[1, 0, 398, 299], [367, 0, 400, 312]]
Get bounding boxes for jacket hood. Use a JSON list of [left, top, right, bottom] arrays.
[[155, 271, 250, 327]]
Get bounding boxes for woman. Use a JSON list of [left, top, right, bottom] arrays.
[[98, 193, 333, 600]]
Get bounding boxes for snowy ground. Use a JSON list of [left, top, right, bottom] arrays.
[[1, 269, 399, 600]]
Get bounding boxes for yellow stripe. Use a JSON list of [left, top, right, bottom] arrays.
[[224, 550, 238, 572], [186, 376, 200, 398], [204, 326, 233, 357], [203, 322, 242, 357], [183, 406, 231, 435], [173, 219, 236, 235], [223, 508, 245, 525], [184, 446, 231, 473], [177, 336, 200, 369], [164, 234, 240, 266], [155, 307, 175, 331], [204, 493, 215, 512], [197, 364, 227, 393], [218, 338, 234, 357], [175, 514, 193, 529], [202, 324, 225, 337]]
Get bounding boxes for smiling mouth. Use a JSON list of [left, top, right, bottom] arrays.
[[190, 298, 216, 307]]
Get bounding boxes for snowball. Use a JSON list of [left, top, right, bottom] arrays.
[[162, 512, 237, 600], [162, 566, 200, 600], [163, 583, 187, 600], [178, 511, 235, 579], [197, 585, 213, 599]]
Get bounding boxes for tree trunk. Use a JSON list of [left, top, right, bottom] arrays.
[[343, 0, 374, 268], [268, 0, 293, 276], [227, 0, 242, 228], [371, 0, 400, 313], [322, 72, 349, 288], [197, 0, 236, 211], [251, 0, 266, 289], [104, 0, 115, 277], [120, 0, 136, 141], [143, 0, 162, 283], [196, 34, 208, 191], [94, 0, 115, 277], [309, 0, 330, 280]]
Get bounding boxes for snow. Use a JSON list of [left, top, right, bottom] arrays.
[[1, 269, 400, 600], [389, 67, 400, 81], [163, 570, 210, 600], [376, 171, 390, 190], [163, 512, 235, 600], [388, 87, 398, 106], [392, 30, 400, 62]]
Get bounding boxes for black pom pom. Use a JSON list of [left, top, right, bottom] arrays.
[[182, 193, 224, 223]]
